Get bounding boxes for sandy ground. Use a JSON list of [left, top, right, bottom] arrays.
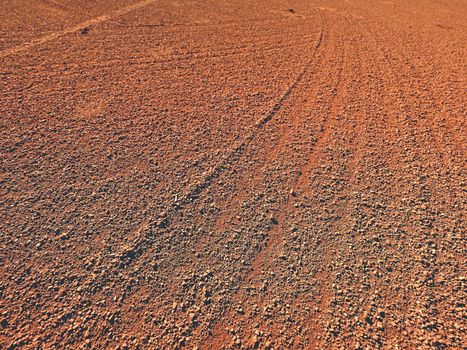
[[1, 0, 466, 349]]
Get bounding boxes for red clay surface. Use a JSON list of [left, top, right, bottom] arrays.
[[1, 0, 466, 349]]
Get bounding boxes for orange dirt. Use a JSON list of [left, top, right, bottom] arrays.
[[1, 0, 466, 349]]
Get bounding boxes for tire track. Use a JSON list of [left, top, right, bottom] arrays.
[[165, 12, 324, 217], [363, 19, 465, 167], [205, 9, 328, 243], [246, 12, 344, 278], [274, 13, 378, 348], [294, 14, 372, 347], [314, 11, 464, 348], [78, 9, 326, 294], [200, 10, 363, 347], [1, 29, 317, 72], [2, 1, 465, 349], [0, 37, 317, 83], [306, 15, 399, 348], [65, 24, 322, 342], [0, 0, 160, 58]]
